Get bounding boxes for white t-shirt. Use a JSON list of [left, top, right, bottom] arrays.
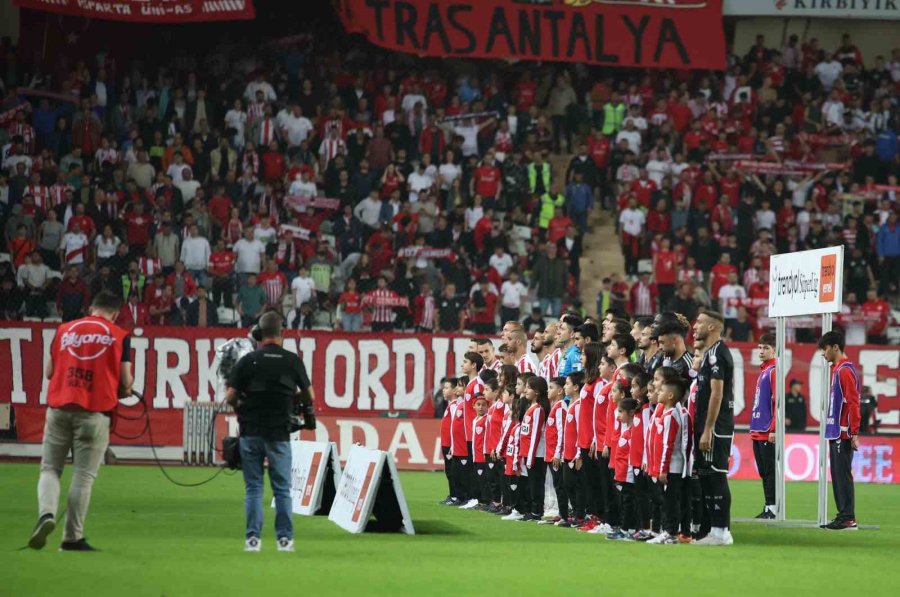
[[465, 206, 483, 231], [233, 238, 265, 273], [61, 232, 89, 265], [500, 280, 528, 309], [407, 171, 434, 202], [815, 61, 843, 90], [755, 209, 776, 231], [291, 275, 317, 307], [623, 116, 648, 132], [281, 114, 314, 147], [718, 284, 746, 320], [253, 225, 277, 245], [619, 208, 646, 237], [224, 110, 248, 144], [645, 159, 671, 187], [401, 93, 428, 113], [288, 180, 317, 198], [454, 125, 480, 157], [822, 100, 845, 127], [94, 235, 120, 261], [489, 253, 514, 277], [438, 163, 461, 190], [615, 129, 642, 155]]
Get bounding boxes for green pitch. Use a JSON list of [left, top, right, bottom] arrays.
[[1, 463, 898, 596]]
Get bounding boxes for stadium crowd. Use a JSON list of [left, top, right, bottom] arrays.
[[0, 15, 897, 343]]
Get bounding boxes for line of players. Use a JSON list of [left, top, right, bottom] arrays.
[[438, 310, 737, 545]]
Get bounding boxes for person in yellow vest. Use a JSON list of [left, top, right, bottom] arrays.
[[601, 92, 626, 137], [527, 153, 552, 196], [539, 183, 565, 231]]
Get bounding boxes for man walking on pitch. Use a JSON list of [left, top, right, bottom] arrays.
[[692, 310, 735, 546], [226, 312, 314, 552], [29, 290, 133, 551], [749, 333, 777, 519], [818, 331, 861, 531]]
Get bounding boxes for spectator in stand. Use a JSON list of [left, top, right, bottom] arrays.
[[185, 286, 219, 327], [531, 243, 567, 318], [876, 212, 899, 295], [181, 224, 211, 289], [861, 288, 891, 344], [237, 273, 265, 327], [629, 272, 658, 318], [56, 265, 90, 322], [116, 291, 150, 331], [337, 277, 363, 332], [233, 227, 266, 288]]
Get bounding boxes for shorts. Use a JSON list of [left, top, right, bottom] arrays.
[[695, 432, 733, 475]]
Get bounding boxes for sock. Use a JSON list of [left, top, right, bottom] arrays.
[[766, 504, 776, 513]]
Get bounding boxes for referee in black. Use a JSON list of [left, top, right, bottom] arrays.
[[225, 312, 313, 553], [692, 309, 735, 546]]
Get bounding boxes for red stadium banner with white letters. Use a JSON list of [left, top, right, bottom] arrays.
[[13, 0, 255, 23], [334, 0, 726, 70], [1, 324, 898, 447]]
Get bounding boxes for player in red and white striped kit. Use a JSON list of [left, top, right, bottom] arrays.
[[538, 377, 568, 525], [647, 376, 689, 545], [519, 377, 548, 521]]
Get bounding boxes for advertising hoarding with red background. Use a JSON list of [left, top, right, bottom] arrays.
[[1, 324, 897, 480]]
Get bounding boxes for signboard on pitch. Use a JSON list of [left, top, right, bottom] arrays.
[[273, 441, 341, 516], [768, 247, 843, 318], [328, 444, 415, 535]]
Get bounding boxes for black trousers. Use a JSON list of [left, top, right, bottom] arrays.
[[663, 474, 684, 536], [753, 439, 776, 506], [442, 446, 452, 495], [526, 460, 547, 516], [372, 321, 394, 332], [647, 476, 665, 533], [563, 459, 585, 519], [600, 456, 620, 526], [474, 462, 489, 503], [617, 481, 637, 531], [582, 449, 602, 517], [450, 450, 474, 500], [633, 469, 651, 530], [699, 472, 731, 529], [507, 474, 525, 512], [488, 458, 503, 503], [829, 439, 856, 521], [549, 462, 568, 519]]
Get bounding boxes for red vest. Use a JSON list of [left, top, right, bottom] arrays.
[[47, 316, 128, 412]]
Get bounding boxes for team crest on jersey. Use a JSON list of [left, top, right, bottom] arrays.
[[618, 437, 627, 447], [547, 418, 555, 426], [461, 459, 468, 465], [656, 422, 663, 433], [456, 410, 463, 418], [566, 414, 574, 422], [476, 426, 483, 434], [488, 463, 494, 469], [709, 354, 717, 365], [633, 417, 641, 427], [510, 484, 518, 491], [523, 415, 531, 424], [477, 469, 483, 476]]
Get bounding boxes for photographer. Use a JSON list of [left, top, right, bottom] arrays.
[[225, 312, 313, 553]]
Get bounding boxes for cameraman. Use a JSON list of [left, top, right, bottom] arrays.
[[225, 312, 313, 553]]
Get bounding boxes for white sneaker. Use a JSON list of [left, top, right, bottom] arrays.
[[588, 523, 614, 534], [459, 498, 479, 510], [501, 509, 524, 521], [277, 537, 294, 552], [244, 536, 261, 552], [694, 528, 731, 546], [646, 532, 670, 544]]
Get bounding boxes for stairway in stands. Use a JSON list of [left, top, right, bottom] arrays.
[[548, 154, 625, 318]]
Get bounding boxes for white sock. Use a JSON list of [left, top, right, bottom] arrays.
[[691, 523, 700, 533], [766, 504, 776, 513]]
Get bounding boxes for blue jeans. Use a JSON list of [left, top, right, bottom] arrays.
[[239, 436, 293, 540], [341, 311, 362, 332], [539, 297, 562, 318]]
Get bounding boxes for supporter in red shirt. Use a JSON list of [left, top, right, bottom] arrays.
[[149, 285, 175, 325], [646, 199, 671, 236], [473, 208, 495, 253], [587, 130, 611, 170], [709, 253, 738, 301], [682, 120, 705, 154], [775, 199, 796, 240], [208, 239, 236, 308], [547, 207, 573, 244], [630, 171, 657, 208], [261, 141, 287, 181], [123, 203, 152, 251], [365, 226, 395, 274], [207, 189, 233, 235], [337, 277, 364, 332], [693, 171, 718, 212], [165, 261, 198, 301], [469, 278, 499, 334], [861, 289, 890, 343], [653, 237, 678, 307], [67, 204, 96, 239], [711, 195, 735, 234], [116, 292, 150, 331], [471, 155, 502, 203], [668, 95, 692, 133], [514, 73, 537, 112]]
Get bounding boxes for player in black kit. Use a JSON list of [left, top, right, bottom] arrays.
[[692, 309, 734, 546]]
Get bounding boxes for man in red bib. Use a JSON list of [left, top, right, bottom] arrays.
[[29, 291, 133, 551]]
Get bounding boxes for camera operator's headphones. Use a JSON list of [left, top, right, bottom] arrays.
[[249, 324, 263, 343]]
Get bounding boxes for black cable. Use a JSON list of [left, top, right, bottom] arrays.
[[118, 392, 227, 487]]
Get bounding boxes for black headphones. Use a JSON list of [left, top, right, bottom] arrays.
[[250, 324, 263, 343]]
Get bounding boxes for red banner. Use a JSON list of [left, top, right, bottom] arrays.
[[335, 0, 726, 70], [2, 324, 898, 447], [13, 0, 255, 23]]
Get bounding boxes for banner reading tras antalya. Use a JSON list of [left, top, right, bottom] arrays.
[[334, 0, 726, 70], [13, 0, 255, 23], [1, 323, 897, 445]]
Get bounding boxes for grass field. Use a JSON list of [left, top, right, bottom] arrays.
[[1, 463, 899, 596]]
